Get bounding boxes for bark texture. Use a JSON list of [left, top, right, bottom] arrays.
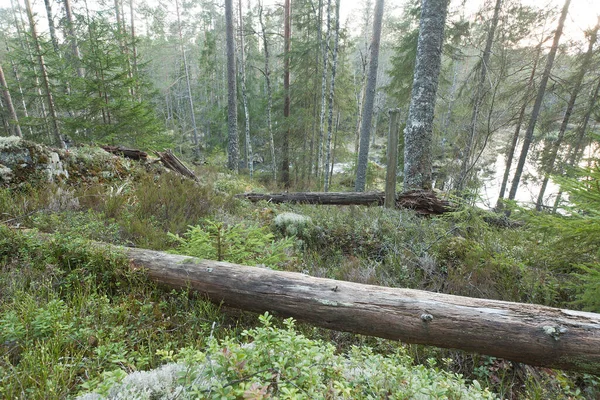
[[403, 0, 448, 191], [323, 0, 340, 192], [0, 64, 23, 137], [508, 0, 570, 200], [225, 0, 239, 172], [122, 246, 600, 375], [385, 109, 401, 208], [281, 0, 291, 187], [355, 0, 384, 192], [258, 1, 276, 181], [237, 190, 449, 215]]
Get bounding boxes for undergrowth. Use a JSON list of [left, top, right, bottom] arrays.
[[1, 161, 599, 399]]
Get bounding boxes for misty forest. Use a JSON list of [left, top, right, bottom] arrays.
[[1, 0, 600, 398]]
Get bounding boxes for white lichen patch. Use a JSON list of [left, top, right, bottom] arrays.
[[46, 151, 69, 181], [274, 212, 312, 237], [0, 164, 13, 183], [0, 136, 22, 150]]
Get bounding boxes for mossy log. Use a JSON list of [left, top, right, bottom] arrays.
[[236, 190, 450, 215], [125, 246, 600, 375], [101, 145, 148, 161]]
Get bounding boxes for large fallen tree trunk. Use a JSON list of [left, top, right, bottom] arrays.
[[124, 246, 600, 375], [236, 190, 450, 215]]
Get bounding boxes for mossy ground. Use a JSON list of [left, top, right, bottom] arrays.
[[0, 155, 598, 399]]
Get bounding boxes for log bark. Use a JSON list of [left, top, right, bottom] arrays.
[[102, 145, 148, 161], [123, 246, 600, 375], [155, 149, 197, 180], [236, 190, 450, 215]]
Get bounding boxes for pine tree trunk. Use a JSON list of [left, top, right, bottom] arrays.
[[225, 0, 239, 172], [403, 0, 448, 191], [535, 19, 599, 210], [355, 0, 384, 192], [0, 64, 22, 138], [6, 55, 32, 136], [508, 0, 571, 201], [24, 0, 64, 149], [238, 0, 253, 177], [175, 0, 200, 158], [281, 0, 291, 188], [496, 43, 543, 207], [258, 1, 276, 181], [456, 0, 502, 190], [323, 0, 340, 192]]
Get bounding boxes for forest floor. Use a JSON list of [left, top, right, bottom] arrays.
[[1, 138, 599, 399]]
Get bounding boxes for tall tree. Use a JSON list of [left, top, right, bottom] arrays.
[[535, 18, 599, 210], [323, 0, 340, 192], [403, 0, 448, 191], [316, 0, 331, 180], [281, 0, 291, 187], [508, 0, 571, 200], [225, 0, 239, 172], [456, 0, 502, 190], [24, 0, 64, 148], [42, 0, 59, 52], [258, 0, 276, 181], [0, 63, 22, 137], [63, 0, 84, 78], [238, 0, 253, 176], [355, 0, 384, 192], [175, 0, 200, 157]]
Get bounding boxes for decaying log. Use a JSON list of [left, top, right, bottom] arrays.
[[237, 190, 450, 215], [155, 149, 197, 181], [101, 145, 148, 161], [124, 246, 600, 375]]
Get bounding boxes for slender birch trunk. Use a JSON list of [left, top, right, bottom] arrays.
[[24, 0, 64, 148], [535, 18, 599, 210], [456, 0, 502, 190], [355, 0, 384, 191], [317, 0, 331, 179], [508, 0, 571, 200], [175, 0, 200, 157], [43, 0, 59, 52], [63, 0, 85, 78], [0, 64, 23, 137], [324, 0, 340, 192], [258, 1, 276, 181]]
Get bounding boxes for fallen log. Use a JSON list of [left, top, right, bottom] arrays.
[[101, 145, 148, 161], [155, 149, 198, 181], [236, 190, 450, 215], [124, 246, 600, 375]]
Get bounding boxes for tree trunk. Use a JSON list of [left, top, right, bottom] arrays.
[[323, 0, 340, 192], [24, 0, 64, 149], [317, 0, 331, 180], [496, 43, 543, 207], [0, 64, 23, 138], [121, 246, 600, 375], [238, 0, 253, 177], [553, 75, 600, 212], [175, 0, 200, 158], [43, 0, 59, 52], [63, 0, 85, 78], [258, 1, 276, 181], [355, 0, 384, 192], [403, 0, 448, 191], [236, 190, 449, 215], [535, 19, 599, 211], [225, 0, 239, 172], [456, 0, 502, 190], [508, 0, 571, 201], [385, 109, 401, 208], [281, 0, 291, 188]]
